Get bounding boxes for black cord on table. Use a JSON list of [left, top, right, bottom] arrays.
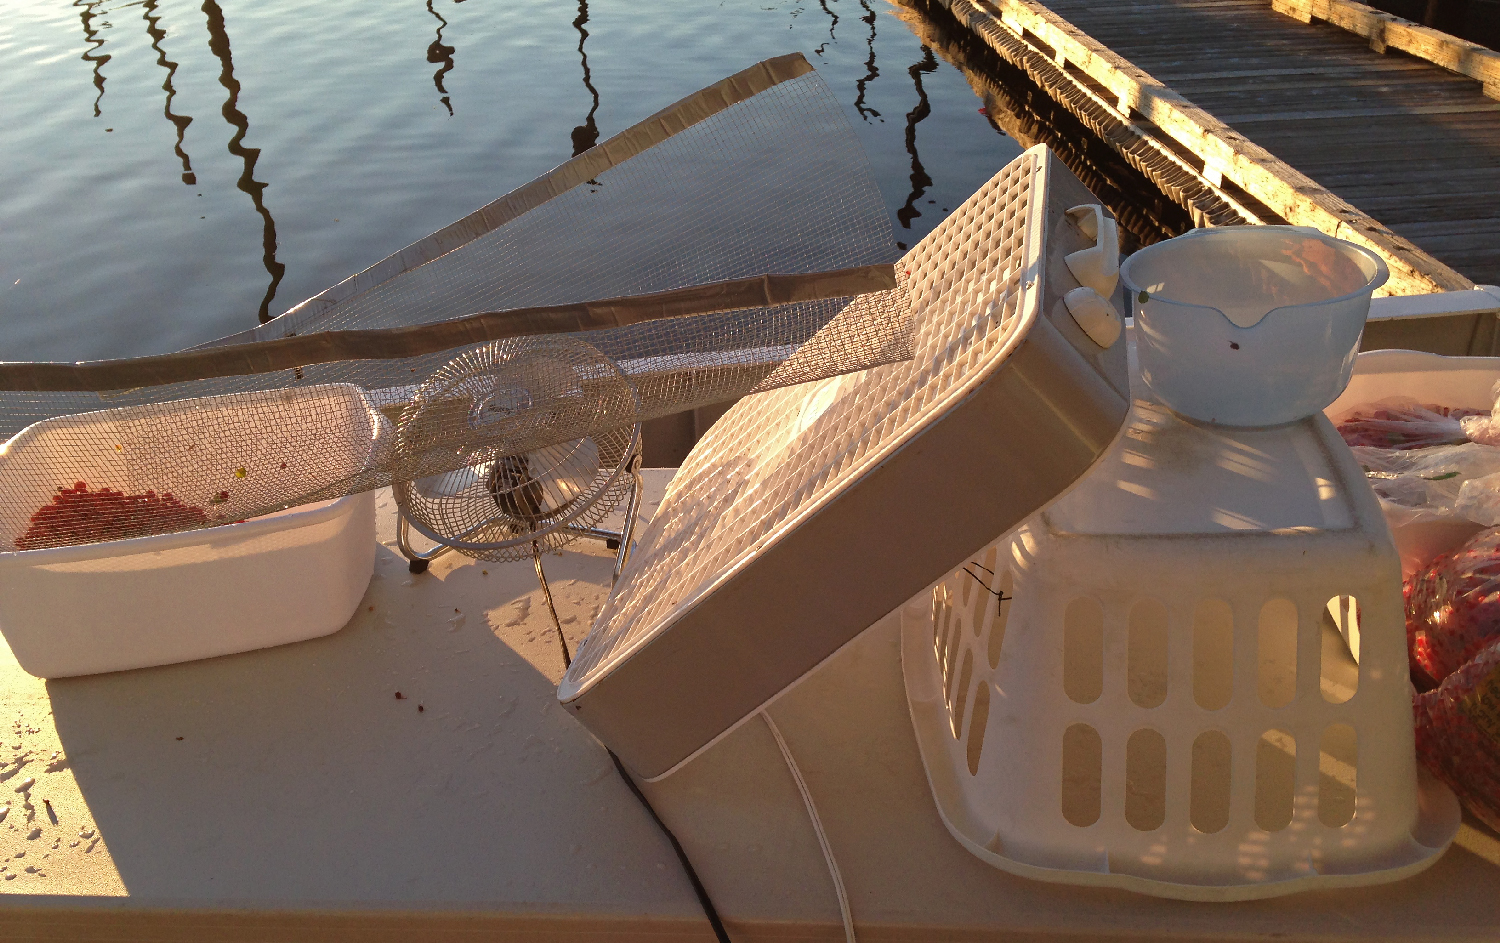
[[549, 603, 730, 942], [609, 748, 732, 943]]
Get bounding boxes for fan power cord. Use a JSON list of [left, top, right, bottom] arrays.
[[609, 749, 733, 943], [547, 584, 729, 942], [532, 541, 571, 668], [763, 711, 856, 943]]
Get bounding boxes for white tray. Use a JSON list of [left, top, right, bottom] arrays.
[[0, 492, 375, 678], [0, 383, 384, 677]]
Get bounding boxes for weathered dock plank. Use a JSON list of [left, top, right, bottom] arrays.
[[914, 0, 1500, 293], [920, 0, 1478, 295], [1272, 0, 1500, 94], [1030, 0, 1500, 287]]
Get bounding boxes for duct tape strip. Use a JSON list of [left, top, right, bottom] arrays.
[[0, 264, 897, 393]]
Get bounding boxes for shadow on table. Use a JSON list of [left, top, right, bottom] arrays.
[[45, 544, 681, 904]]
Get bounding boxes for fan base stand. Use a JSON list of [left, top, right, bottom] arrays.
[[394, 449, 645, 673], [395, 510, 633, 573], [395, 451, 644, 585]]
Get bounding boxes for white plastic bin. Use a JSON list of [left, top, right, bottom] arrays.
[[0, 492, 375, 678], [901, 341, 1459, 900], [1327, 349, 1500, 577], [0, 382, 385, 678]]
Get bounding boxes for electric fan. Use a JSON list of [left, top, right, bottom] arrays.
[[559, 146, 1134, 779], [392, 336, 644, 654]]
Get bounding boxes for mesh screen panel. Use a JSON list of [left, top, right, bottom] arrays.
[[561, 148, 1045, 692], [258, 77, 893, 337], [0, 55, 913, 552]]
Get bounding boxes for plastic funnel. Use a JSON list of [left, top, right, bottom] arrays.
[[1120, 227, 1388, 426]]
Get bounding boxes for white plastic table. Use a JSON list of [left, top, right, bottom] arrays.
[[0, 471, 1495, 941]]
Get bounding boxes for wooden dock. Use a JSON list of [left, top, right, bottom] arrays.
[[916, 0, 1500, 296]]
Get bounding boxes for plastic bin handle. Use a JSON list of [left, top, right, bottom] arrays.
[[1064, 286, 1122, 349], [1064, 205, 1119, 298]]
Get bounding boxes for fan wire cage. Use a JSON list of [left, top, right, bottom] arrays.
[[393, 336, 640, 565]]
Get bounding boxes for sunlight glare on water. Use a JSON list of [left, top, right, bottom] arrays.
[[0, 0, 1020, 362]]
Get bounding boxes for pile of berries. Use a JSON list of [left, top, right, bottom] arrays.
[[1414, 638, 1500, 832], [1338, 397, 1500, 826], [17, 481, 209, 550]]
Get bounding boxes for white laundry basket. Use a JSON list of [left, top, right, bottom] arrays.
[[902, 344, 1461, 900]]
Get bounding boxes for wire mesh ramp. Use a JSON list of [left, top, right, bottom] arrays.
[[0, 54, 912, 555], [558, 145, 1132, 780]]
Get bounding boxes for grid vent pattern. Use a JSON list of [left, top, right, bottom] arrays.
[[564, 149, 1044, 688]]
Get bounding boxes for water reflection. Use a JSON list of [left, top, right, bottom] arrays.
[[891, 0, 1192, 247], [897, 46, 937, 234], [571, 0, 601, 157], [75, 0, 111, 118], [813, 0, 838, 58], [14, 0, 1078, 357], [142, 0, 197, 185], [202, 0, 285, 323], [426, 0, 456, 116], [853, 0, 880, 122]]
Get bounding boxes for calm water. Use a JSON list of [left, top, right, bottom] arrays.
[[0, 0, 1023, 362]]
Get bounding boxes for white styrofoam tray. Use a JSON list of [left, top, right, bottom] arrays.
[[0, 383, 384, 678], [1326, 349, 1500, 577], [0, 492, 376, 678]]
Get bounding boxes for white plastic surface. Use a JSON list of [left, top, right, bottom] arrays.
[[1326, 349, 1500, 577], [1121, 226, 1389, 426], [901, 343, 1459, 900], [1064, 287, 1122, 349], [0, 492, 376, 678], [1063, 204, 1119, 297]]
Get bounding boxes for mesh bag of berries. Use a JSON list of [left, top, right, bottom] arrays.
[[1407, 528, 1500, 690], [1335, 399, 1490, 450], [1414, 637, 1500, 832]]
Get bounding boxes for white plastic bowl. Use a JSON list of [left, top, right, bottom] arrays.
[[0, 492, 375, 678], [1122, 226, 1388, 427]]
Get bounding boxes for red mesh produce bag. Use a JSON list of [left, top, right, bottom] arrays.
[[1406, 528, 1500, 689], [1336, 399, 1488, 450], [1414, 638, 1500, 832]]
